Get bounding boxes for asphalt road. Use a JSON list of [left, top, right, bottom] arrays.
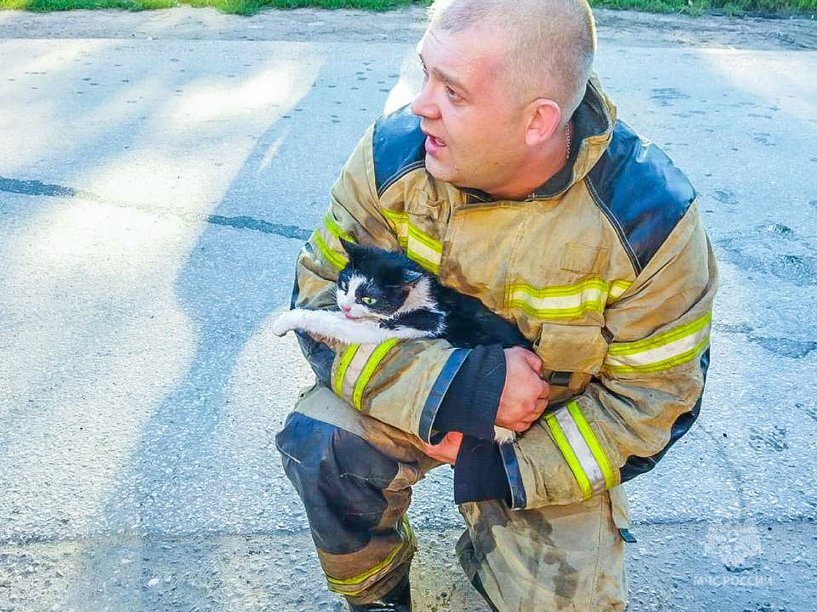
[[1, 8, 816, 612]]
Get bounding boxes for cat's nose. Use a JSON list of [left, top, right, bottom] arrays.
[[341, 305, 352, 313]]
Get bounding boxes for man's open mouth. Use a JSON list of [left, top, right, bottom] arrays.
[[424, 134, 446, 155]]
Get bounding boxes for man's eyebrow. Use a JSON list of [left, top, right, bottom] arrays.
[[418, 53, 470, 96]]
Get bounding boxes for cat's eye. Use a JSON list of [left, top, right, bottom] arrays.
[[338, 279, 348, 291], [361, 296, 377, 306]]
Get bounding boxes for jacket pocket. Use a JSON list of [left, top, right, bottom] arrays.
[[560, 243, 608, 274], [535, 322, 608, 397]]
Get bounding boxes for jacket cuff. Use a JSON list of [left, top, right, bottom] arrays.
[[417, 348, 471, 443], [498, 442, 528, 510], [431, 344, 505, 441], [453, 436, 512, 504]]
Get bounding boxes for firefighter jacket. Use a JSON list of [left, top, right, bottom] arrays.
[[290, 78, 718, 510]]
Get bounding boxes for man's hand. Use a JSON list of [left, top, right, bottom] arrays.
[[496, 347, 550, 433], [421, 431, 463, 465]]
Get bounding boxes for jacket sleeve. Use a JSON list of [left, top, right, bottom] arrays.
[[291, 126, 472, 439], [499, 204, 718, 509]]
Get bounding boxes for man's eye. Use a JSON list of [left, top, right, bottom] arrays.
[[361, 296, 377, 306], [446, 86, 460, 100]]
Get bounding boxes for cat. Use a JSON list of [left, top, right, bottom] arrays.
[[272, 238, 532, 443]]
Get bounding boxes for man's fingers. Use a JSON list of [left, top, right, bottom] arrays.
[[444, 431, 464, 445], [521, 349, 543, 374]]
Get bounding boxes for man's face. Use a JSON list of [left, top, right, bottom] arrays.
[[411, 25, 529, 196]]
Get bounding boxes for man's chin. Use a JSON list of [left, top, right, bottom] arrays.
[[424, 156, 456, 183]]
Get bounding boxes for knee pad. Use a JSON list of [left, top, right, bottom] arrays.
[[275, 412, 400, 554]]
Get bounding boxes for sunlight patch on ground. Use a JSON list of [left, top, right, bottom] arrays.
[[702, 48, 817, 125], [174, 60, 314, 124], [0, 40, 111, 174]]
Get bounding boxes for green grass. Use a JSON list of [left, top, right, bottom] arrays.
[[0, 0, 814, 17], [592, 0, 817, 16], [0, 0, 417, 14]]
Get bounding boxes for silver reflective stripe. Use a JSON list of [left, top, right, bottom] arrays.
[[552, 407, 606, 494], [605, 312, 712, 374], [341, 344, 378, 400]]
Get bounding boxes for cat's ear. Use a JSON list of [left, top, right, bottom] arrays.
[[403, 270, 424, 286], [339, 238, 364, 264], [338, 238, 357, 256]]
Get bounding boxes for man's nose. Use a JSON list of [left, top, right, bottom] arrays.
[[410, 83, 439, 119]]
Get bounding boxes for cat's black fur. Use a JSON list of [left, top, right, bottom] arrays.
[[340, 239, 531, 350]]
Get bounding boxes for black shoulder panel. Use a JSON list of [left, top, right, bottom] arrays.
[[587, 121, 696, 274], [372, 105, 426, 197]]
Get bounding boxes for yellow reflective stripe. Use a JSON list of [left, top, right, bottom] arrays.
[[608, 312, 712, 356], [605, 312, 712, 374], [324, 212, 355, 243], [606, 338, 710, 374], [552, 407, 604, 492], [333, 344, 360, 396], [351, 338, 399, 410], [406, 228, 442, 274], [567, 401, 616, 490], [342, 343, 377, 401], [380, 208, 406, 223], [546, 402, 617, 499], [608, 280, 632, 303], [381, 209, 442, 274], [381, 208, 409, 246], [507, 279, 609, 320], [544, 411, 593, 500], [510, 278, 607, 298], [406, 223, 442, 253], [313, 230, 348, 270], [326, 516, 413, 593]]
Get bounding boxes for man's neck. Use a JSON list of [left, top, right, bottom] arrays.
[[488, 121, 572, 201]]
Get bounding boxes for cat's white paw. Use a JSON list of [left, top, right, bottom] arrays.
[[494, 426, 516, 445], [271, 311, 298, 337]]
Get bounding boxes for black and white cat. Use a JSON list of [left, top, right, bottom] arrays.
[[272, 239, 531, 443]]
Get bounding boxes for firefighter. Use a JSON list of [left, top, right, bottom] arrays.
[[276, 0, 717, 609]]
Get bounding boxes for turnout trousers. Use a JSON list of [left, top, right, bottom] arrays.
[[275, 384, 630, 611]]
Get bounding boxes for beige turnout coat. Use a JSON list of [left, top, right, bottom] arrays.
[[291, 78, 718, 510]]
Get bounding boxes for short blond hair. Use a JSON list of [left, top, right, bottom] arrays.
[[428, 0, 596, 123]]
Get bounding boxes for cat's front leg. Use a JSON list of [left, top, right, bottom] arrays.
[[271, 309, 392, 344], [271, 310, 301, 336], [271, 309, 344, 337]]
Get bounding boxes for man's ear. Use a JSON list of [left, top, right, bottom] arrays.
[[524, 98, 562, 147]]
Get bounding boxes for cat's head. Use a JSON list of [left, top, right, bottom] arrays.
[[335, 239, 426, 321]]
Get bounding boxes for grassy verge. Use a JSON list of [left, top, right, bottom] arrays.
[[0, 0, 417, 14], [0, 0, 814, 17], [594, 0, 817, 16]]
